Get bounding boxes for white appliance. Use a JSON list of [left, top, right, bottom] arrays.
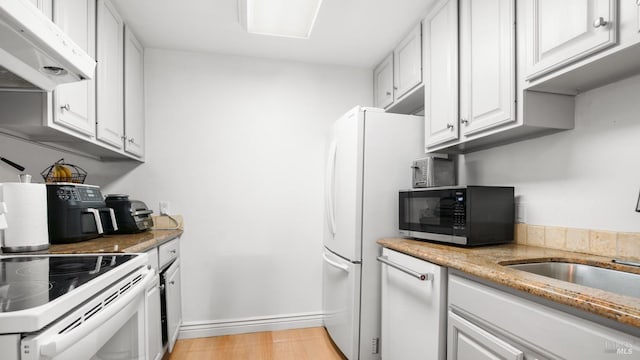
[[323, 106, 424, 359], [0, 253, 153, 360], [379, 248, 446, 360], [0, 0, 96, 91], [0, 183, 49, 252]]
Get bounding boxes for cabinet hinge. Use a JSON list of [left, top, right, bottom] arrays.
[[371, 337, 380, 354]]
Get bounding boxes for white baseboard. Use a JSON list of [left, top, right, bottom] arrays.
[[178, 311, 325, 339]]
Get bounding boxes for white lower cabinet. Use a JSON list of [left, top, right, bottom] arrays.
[[448, 273, 640, 360], [380, 248, 446, 360], [165, 259, 182, 353], [448, 312, 523, 360], [145, 274, 163, 360]]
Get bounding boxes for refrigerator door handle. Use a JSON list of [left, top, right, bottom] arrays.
[[378, 256, 433, 281], [323, 252, 349, 273], [325, 140, 338, 236]]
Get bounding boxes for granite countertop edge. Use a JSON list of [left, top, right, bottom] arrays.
[[47, 229, 184, 254], [378, 237, 640, 330]]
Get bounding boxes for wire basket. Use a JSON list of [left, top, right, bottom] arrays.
[[41, 158, 87, 184]]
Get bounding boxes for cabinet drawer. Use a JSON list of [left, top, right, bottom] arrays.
[[449, 274, 640, 359], [158, 238, 179, 269], [146, 247, 159, 272]]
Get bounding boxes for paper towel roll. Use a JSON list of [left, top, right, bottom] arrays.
[[0, 183, 49, 252]]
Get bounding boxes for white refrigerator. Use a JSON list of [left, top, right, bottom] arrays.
[[323, 106, 424, 359]]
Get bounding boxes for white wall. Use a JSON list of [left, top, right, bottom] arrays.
[[0, 135, 138, 185], [459, 73, 640, 232], [104, 49, 372, 329]]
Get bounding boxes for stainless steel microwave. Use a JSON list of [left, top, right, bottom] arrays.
[[399, 186, 514, 246]]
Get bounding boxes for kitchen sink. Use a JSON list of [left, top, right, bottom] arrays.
[[506, 262, 640, 298]]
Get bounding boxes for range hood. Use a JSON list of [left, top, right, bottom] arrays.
[[0, 0, 96, 91]]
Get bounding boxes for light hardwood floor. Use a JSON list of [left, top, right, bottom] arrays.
[[165, 327, 346, 360]]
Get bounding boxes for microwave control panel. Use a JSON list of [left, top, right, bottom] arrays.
[[453, 190, 466, 230]]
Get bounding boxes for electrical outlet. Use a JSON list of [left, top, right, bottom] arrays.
[[159, 201, 170, 215]]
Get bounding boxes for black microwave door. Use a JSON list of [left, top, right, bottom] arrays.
[[402, 190, 456, 235]]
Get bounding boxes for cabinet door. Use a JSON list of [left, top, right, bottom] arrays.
[[637, 1, 640, 33], [448, 312, 524, 360], [380, 248, 446, 360], [52, 0, 96, 139], [424, 0, 459, 148], [97, 0, 124, 149], [459, 0, 515, 137], [394, 23, 423, 99], [124, 27, 145, 158], [146, 274, 163, 360], [166, 259, 182, 353], [373, 53, 394, 109], [28, 0, 52, 19], [525, 0, 617, 81]]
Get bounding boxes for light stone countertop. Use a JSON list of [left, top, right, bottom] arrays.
[[378, 237, 640, 330]]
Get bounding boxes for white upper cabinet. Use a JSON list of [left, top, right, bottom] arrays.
[[52, 0, 96, 139], [373, 54, 394, 109], [424, 0, 459, 148], [373, 24, 424, 114], [524, 0, 617, 81], [124, 26, 145, 159], [97, 0, 124, 150], [459, 0, 515, 136], [394, 23, 423, 100]]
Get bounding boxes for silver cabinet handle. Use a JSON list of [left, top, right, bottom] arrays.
[[385, 91, 391, 96], [461, 119, 469, 125], [393, 86, 398, 90], [593, 17, 608, 28], [61, 104, 71, 111], [169, 249, 177, 255], [446, 123, 454, 130], [378, 256, 433, 281], [128, 138, 135, 143], [170, 280, 175, 285]]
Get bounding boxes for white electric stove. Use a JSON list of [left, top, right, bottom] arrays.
[[0, 253, 153, 360]]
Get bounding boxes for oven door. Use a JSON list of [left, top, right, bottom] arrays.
[[21, 267, 153, 360], [399, 189, 460, 238]]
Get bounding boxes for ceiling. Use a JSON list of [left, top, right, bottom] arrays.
[[111, 0, 436, 69]]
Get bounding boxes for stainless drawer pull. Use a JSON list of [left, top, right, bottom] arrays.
[[377, 256, 433, 281]]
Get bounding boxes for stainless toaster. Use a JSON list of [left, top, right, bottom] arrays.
[[412, 156, 455, 188]]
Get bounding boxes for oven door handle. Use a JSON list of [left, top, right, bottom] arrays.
[[38, 270, 153, 357]]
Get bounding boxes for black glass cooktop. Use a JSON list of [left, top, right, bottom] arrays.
[[0, 255, 135, 312]]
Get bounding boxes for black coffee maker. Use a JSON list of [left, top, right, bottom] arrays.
[[46, 184, 118, 243]]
